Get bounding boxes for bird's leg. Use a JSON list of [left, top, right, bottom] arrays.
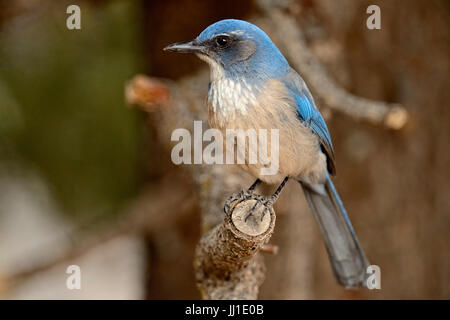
[[245, 177, 289, 222], [266, 176, 289, 206], [248, 179, 261, 192]]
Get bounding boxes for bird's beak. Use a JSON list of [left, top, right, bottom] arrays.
[[163, 40, 205, 54]]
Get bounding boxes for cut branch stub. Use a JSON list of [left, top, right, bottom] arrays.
[[194, 191, 276, 299], [227, 192, 274, 238]]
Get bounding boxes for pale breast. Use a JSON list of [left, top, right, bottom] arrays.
[[207, 78, 327, 185]]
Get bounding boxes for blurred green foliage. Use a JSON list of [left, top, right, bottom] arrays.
[[0, 0, 143, 220]]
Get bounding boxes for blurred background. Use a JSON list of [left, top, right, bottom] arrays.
[[0, 0, 448, 299]]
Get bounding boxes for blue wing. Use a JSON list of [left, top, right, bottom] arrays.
[[281, 69, 336, 174]]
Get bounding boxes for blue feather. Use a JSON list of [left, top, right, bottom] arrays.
[[281, 70, 336, 173]]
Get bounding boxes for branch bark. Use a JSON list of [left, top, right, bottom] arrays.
[[194, 191, 276, 299]]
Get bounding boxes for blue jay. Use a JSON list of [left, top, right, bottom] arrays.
[[165, 19, 369, 288]]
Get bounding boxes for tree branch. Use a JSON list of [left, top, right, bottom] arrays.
[[194, 191, 276, 299]]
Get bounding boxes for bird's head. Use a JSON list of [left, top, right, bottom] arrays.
[[164, 19, 289, 82]]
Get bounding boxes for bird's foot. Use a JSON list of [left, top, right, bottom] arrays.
[[244, 196, 273, 222], [224, 188, 271, 222], [225, 177, 288, 223], [244, 177, 289, 222]]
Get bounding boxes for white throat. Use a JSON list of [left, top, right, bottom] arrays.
[[198, 54, 260, 117], [208, 77, 260, 117]]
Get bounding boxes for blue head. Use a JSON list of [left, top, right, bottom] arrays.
[[164, 19, 290, 83]]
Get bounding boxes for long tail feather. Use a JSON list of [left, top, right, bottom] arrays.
[[299, 175, 370, 288]]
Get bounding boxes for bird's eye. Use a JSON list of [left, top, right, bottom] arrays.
[[215, 35, 231, 48]]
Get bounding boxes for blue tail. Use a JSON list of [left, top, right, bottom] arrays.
[[299, 175, 370, 288]]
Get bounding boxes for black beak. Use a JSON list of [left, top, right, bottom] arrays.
[[163, 40, 205, 54]]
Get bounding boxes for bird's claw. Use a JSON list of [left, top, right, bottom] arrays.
[[244, 196, 274, 222]]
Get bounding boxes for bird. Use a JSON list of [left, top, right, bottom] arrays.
[[164, 19, 370, 288]]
